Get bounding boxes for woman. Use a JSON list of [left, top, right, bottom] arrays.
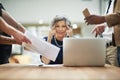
[[41, 15, 73, 64]]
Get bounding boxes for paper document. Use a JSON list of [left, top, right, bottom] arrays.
[[22, 31, 60, 61]]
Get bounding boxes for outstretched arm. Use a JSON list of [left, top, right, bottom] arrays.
[[1, 9, 25, 33], [0, 35, 21, 45], [84, 11, 120, 27], [0, 17, 31, 44], [84, 15, 106, 25]]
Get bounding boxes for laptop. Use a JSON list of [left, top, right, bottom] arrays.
[[63, 37, 106, 67]]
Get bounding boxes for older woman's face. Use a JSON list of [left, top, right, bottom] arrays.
[[54, 20, 68, 38]]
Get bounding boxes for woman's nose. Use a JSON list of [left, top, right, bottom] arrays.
[[59, 27, 63, 30]]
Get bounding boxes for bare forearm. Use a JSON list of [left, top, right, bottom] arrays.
[[2, 9, 25, 33], [15, 23, 25, 33], [0, 17, 21, 36], [85, 15, 106, 25], [0, 35, 17, 44]]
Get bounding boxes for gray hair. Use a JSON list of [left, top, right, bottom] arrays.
[[51, 15, 71, 28]]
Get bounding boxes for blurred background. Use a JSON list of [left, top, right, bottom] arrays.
[[0, 0, 109, 64]]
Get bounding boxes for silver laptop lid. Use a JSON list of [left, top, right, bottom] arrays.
[[63, 37, 106, 67]]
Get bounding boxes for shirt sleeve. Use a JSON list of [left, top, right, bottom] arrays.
[[105, 11, 120, 27]]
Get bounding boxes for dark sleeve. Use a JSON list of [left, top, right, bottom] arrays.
[[0, 3, 5, 17]]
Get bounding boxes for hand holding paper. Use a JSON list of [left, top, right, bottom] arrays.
[[22, 31, 60, 61]]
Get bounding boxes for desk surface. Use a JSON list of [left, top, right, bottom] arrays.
[[0, 64, 120, 80]]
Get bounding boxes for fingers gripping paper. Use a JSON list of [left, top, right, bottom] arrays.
[[22, 31, 60, 61]]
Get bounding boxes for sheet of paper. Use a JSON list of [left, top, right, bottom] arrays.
[[22, 31, 60, 61], [82, 8, 90, 17]]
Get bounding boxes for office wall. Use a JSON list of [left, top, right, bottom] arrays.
[[1, 0, 100, 23], [0, 0, 108, 64]]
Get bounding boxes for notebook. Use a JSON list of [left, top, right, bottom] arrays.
[[63, 37, 106, 67]]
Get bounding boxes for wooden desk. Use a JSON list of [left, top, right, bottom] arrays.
[[0, 64, 120, 80]]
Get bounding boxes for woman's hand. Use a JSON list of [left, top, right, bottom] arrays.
[[66, 26, 73, 37], [41, 56, 50, 64], [47, 27, 56, 42]]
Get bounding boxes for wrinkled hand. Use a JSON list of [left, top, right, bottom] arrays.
[[47, 28, 56, 42], [84, 15, 106, 25], [92, 24, 105, 37], [66, 26, 73, 37], [48, 29, 56, 37]]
